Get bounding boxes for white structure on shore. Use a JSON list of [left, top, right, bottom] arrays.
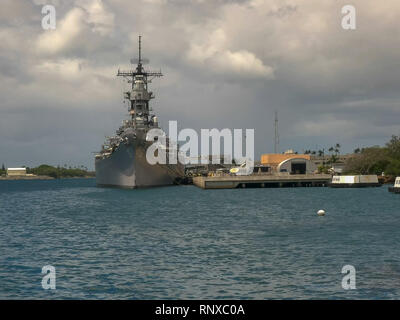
[[330, 175, 380, 187], [6, 168, 27, 177]]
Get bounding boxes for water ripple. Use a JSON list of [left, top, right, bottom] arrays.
[[0, 179, 399, 299]]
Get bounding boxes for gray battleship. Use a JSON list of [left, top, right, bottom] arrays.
[[95, 36, 184, 188]]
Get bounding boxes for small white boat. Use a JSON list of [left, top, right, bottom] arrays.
[[389, 177, 400, 193], [329, 175, 381, 188], [229, 159, 254, 176]]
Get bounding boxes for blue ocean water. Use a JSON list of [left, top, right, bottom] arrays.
[[0, 178, 399, 299]]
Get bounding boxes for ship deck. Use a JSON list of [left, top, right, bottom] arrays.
[[193, 173, 332, 189]]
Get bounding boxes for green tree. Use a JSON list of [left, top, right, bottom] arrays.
[[318, 165, 330, 174], [344, 136, 400, 176], [29, 164, 92, 178], [385, 158, 400, 176], [386, 135, 400, 158], [344, 146, 389, 174]]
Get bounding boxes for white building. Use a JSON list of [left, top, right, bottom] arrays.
[[6, 168, 27, 177]]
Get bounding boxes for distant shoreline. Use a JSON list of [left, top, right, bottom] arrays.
[[0, 176, 95, 181]]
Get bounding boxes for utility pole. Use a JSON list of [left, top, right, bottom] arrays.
[[274, 110, 279, 154]]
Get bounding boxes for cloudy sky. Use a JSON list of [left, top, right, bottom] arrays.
[[1, 0, 399, 169]]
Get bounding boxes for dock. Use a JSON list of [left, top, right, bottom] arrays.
[[0, 175, 54, 181], [193, 174, 332, 189]]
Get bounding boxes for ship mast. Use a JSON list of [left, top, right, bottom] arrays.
[[116, 36, 163, 128], [117, 35, 163, 90], [137, 35, 143, 74]]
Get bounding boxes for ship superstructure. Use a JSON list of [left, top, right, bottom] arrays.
[[95, 36, 184, 188]]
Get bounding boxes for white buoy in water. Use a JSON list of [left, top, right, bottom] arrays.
[[317, 209, 326, 216]]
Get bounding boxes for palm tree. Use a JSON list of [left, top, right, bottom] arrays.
[[317, 149, 326, 166], [334, 143, 341, 155], [327, 154, 338, 164]]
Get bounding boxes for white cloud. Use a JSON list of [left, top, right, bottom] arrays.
[[36, 7, 85, 54], [142, 0, 167, 4], [77, 0, 114, 36], [187, 28, 274, 78], [36, 0, 114, 55], [1, 0, 400, 167], [33, 58, 85, 80], [33, 0, 60, 5]]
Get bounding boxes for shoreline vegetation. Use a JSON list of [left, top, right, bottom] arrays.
[[343, 135, 400, 178], [299, 136, 400, 182], [1, 135, 399, 182], [0, 164, 95, 180]]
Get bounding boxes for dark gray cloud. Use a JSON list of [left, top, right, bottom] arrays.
[[0, 0, 399, 169]]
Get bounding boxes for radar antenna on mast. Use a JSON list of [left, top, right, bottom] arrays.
[[138, 35, 142, 73], [130, 58, 150, 65], [117, 35, 163, 86]]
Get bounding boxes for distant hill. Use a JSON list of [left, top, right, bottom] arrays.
[[26, 164, 95, 179]]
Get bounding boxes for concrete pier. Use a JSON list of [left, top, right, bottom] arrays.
[[193, 174, 332, 189]]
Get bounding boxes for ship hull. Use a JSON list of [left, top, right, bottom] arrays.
[[389, 186, 400, 193], [95, 142, 182, 188], [329, 183, 381, 188]]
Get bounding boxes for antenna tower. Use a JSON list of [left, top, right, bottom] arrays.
[[274, 110, 279, 154]]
